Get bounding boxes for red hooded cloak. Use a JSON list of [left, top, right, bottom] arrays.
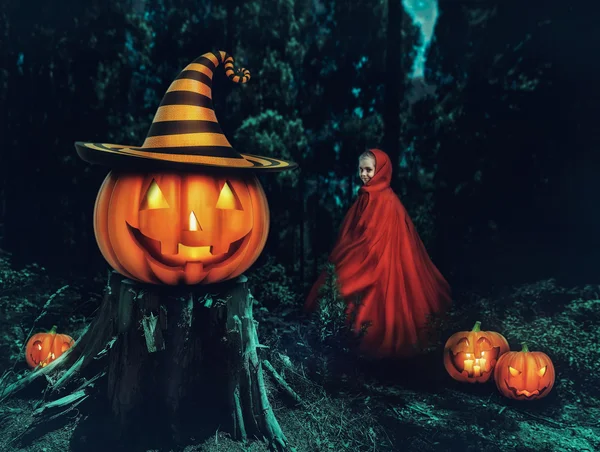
[[305, 148, 452, 357]]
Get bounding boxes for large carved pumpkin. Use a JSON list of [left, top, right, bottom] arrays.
[[443, 321, 510, 383], [494, 342, 555, 400], [94, 170, 269, 285], [25, 326, 74, 369]]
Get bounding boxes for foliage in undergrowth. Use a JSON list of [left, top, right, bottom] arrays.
[[246, 255, 298, 311], [263, 351, 395, 451], [247, 256, 367, 384], [277, 262, 371, 385], [312, 263, 369, 349], [0, 254, 94, 389], [0, 256, 47, 291], [0, 256, 49, 366], [501, 289, 600, 398]]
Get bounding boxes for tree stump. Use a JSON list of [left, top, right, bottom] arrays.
[[3, 271, 288, 450]]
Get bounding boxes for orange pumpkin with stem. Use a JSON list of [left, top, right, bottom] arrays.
[[25, 325, 74, 369], [94, 170, 269, 285], [494, 342, 555, 400], [444, 321, 510, 383]]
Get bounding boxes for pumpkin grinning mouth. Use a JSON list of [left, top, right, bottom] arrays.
[[448, 348, 499, 375], [504, 380, 548, 398], [126, 222, 246, 266], [29, 354, 39, 366], [29, 353, 51, 368]]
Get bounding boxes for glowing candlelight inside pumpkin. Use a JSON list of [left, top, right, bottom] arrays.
[[189, 211, 200, 231], [464, 359, 474, 374], [473, 364, 481, 377], [443, 321, 510, 384], [479, 357, 487, 371]]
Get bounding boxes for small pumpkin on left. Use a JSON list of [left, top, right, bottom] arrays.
[[25, 326, 74, 368]]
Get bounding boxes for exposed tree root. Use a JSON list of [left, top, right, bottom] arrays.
[[1, 271, 297, 450]]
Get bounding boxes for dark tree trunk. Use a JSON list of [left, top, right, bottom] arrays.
[[299, 168, 305, 289], [383, 0, 403, 172], [3, 271, 290, 450], [310, 176, 323, 289], [4, 68, 33, 266], [347, 174, 353, 206]]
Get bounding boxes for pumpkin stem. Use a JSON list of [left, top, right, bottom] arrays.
[[521, 342, 529, 352], [49, 325, 58, 334], [472, 321, 482, 332]]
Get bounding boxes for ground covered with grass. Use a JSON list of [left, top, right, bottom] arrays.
[[0, 254, 599, 452]]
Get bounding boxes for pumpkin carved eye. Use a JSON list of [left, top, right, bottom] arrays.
[[509, 366, 521, 377], [216, 181, 242, 210], [477, 337, 491, 347], [457, 338, 469, 347], [538, 366, 547, 377], [141, 180, 169, 210]]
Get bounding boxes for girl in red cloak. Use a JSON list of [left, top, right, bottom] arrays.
[[305, 148, 452, 358]]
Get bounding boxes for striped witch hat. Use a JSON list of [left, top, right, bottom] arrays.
[[75, 51, 297, 171]]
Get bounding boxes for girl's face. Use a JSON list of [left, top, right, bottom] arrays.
[[359, 156, 376, 185]]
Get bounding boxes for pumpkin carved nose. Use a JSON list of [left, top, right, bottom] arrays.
[[188, 211, 202, 231]]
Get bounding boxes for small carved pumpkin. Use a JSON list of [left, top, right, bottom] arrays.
[[494, 342, 555, 400], [94, 170, 270, 285], [25, 326, 74, 368], [444, 321, 510, 383]]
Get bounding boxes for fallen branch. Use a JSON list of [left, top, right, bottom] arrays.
[[0, 355, 64, 403], [33, 389, 87, 417], [404, 402, 441, 422], [263, 359, 302, 405]]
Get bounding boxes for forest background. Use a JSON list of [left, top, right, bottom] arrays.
[[0, 0, 597, 296]]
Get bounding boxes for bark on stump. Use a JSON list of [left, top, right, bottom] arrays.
[[6, 271, 288, 449]]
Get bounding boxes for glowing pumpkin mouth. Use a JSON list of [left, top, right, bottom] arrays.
[[29, 350, 56, 368], [504, 380, 548, 398], [29, 354, 42, 366], [126, 222, 246, 267], [448, 348, 500, 376]]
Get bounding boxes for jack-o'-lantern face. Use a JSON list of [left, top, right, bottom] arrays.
[[443, 321, 510, 383], [494, 343, 555, 400], [129, 177, 252, 266], [25, 326, 74, 369], [94, 170, 270, 285]]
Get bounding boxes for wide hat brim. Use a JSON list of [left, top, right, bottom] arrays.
[[75, 142, 297, 172], [75, 51, 297, 172]]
